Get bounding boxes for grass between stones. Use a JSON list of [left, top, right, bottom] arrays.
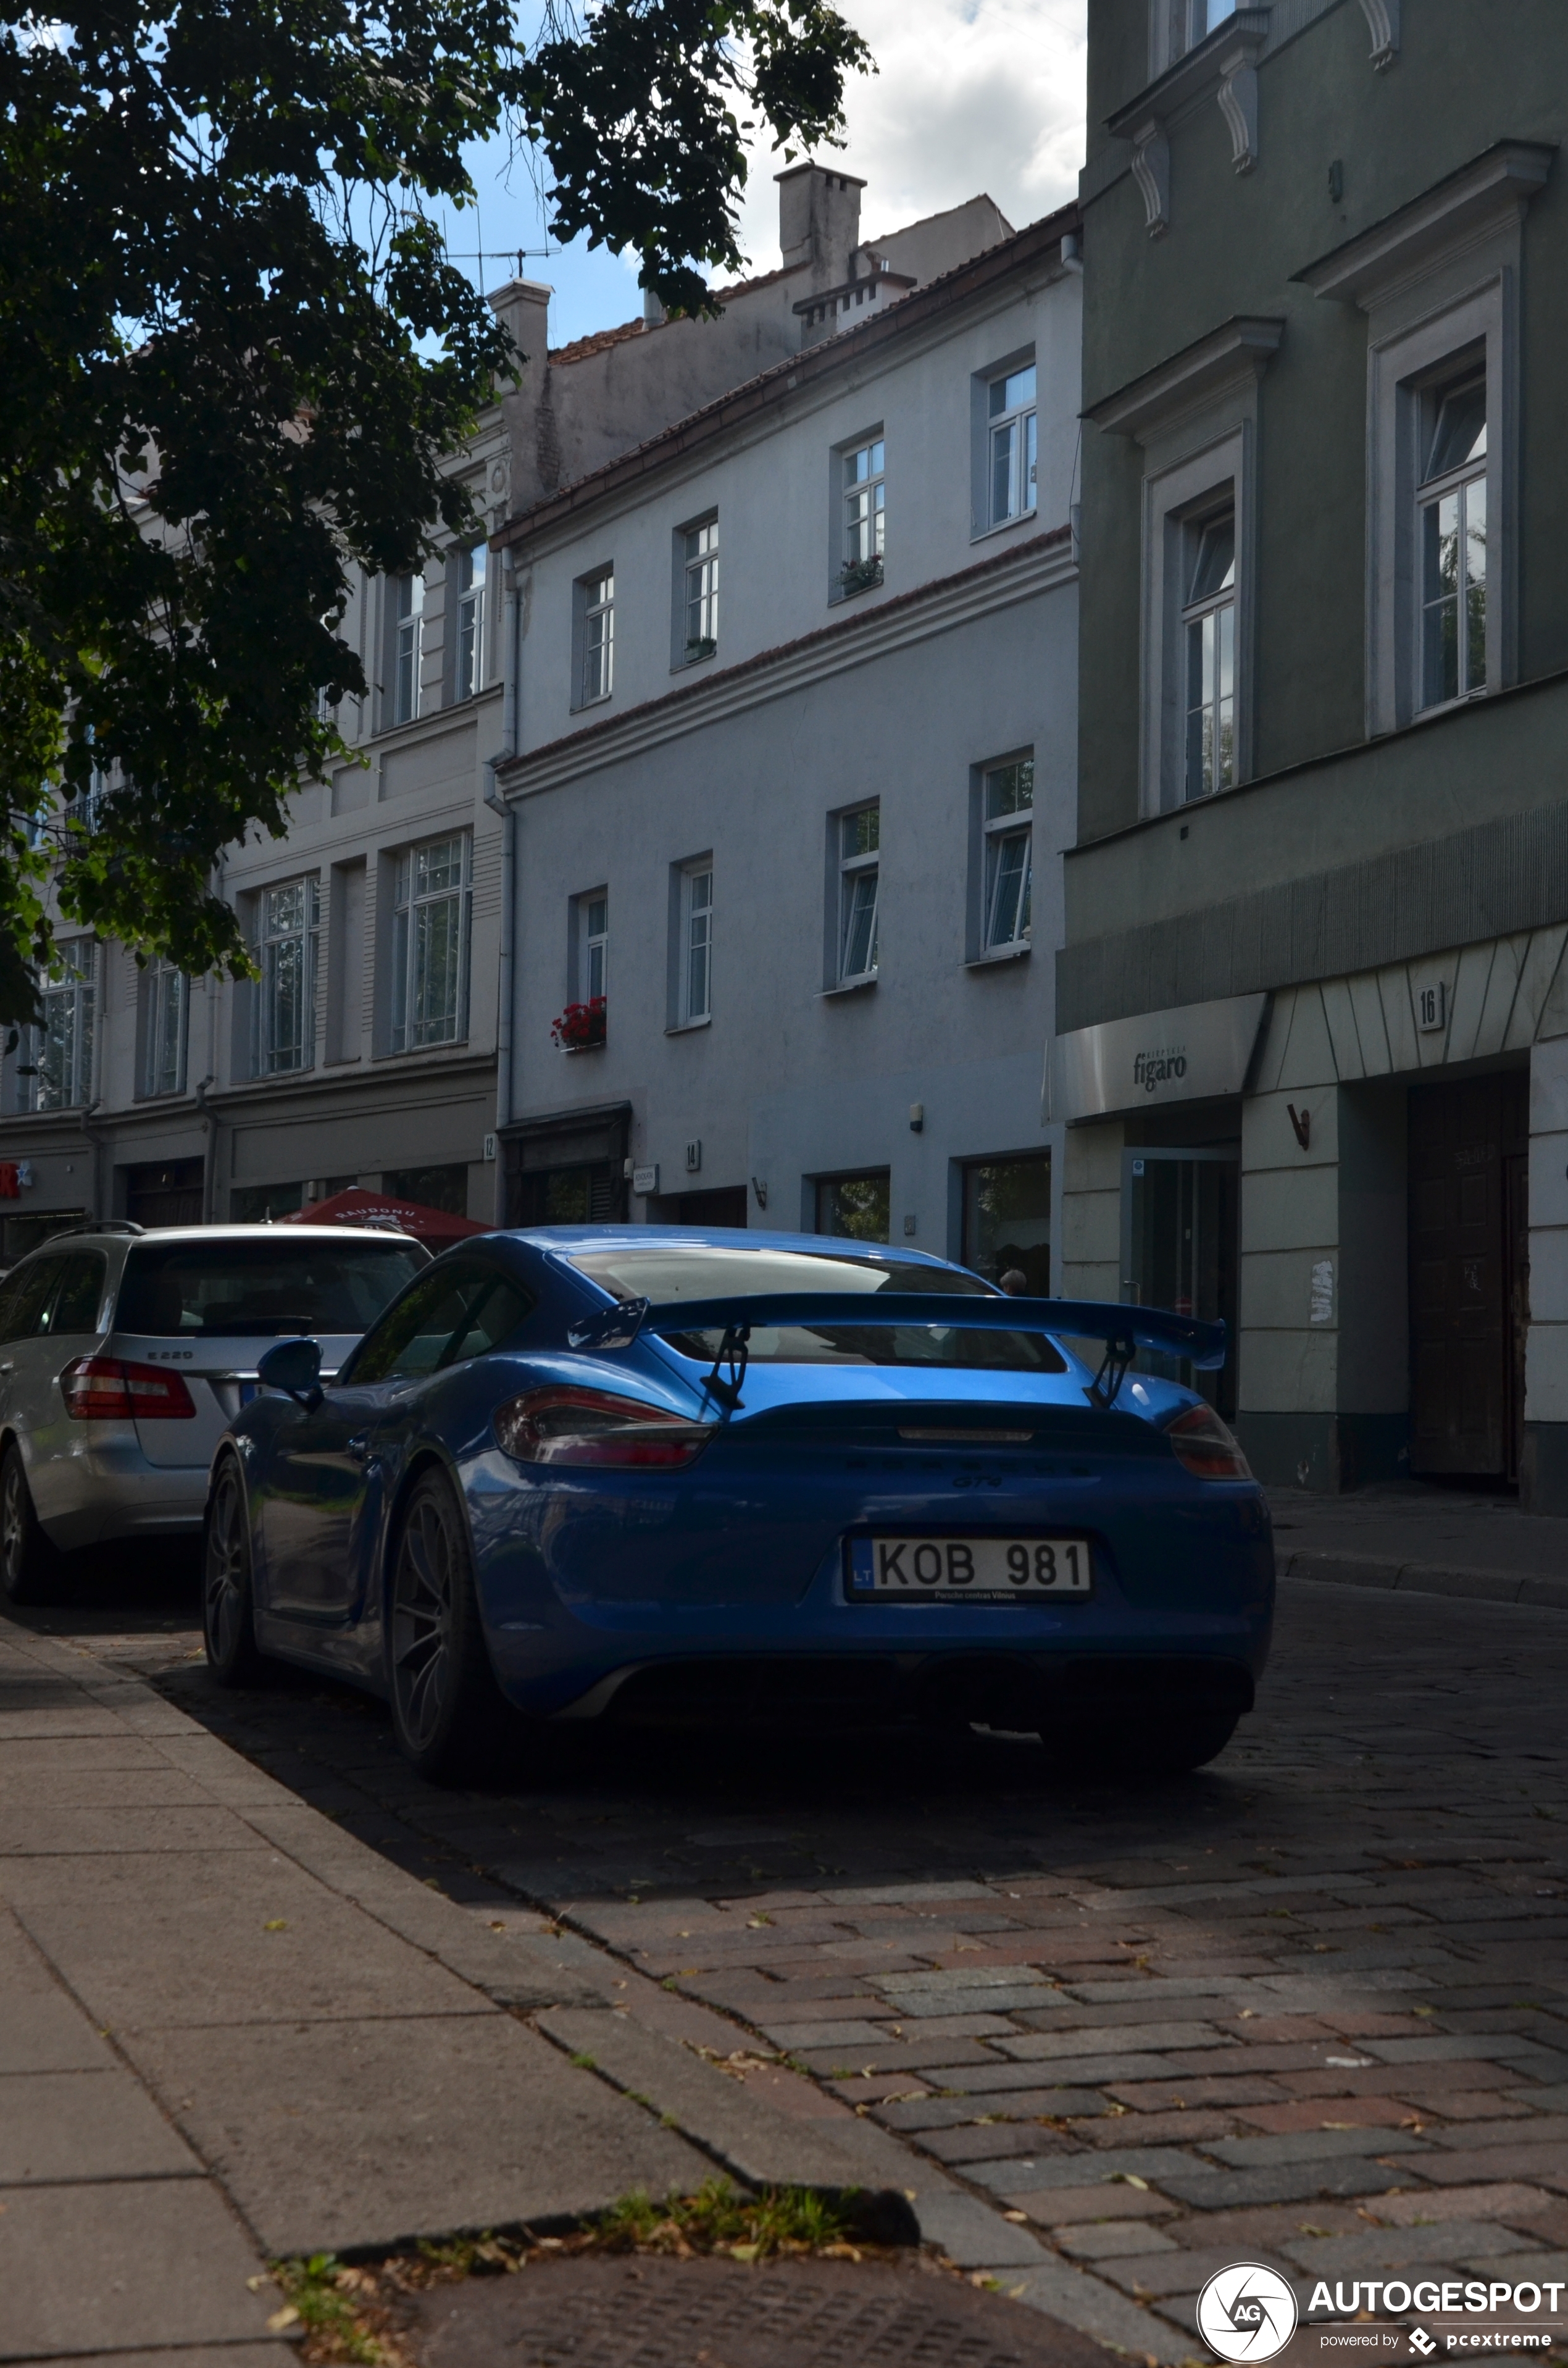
[[267, 2178, 886, 2366]]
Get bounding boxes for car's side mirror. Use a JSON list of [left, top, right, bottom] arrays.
[[257, 1336, 323, 1413]]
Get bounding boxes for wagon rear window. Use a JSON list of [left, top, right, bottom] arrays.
[[115, 1240, 428, 1337]]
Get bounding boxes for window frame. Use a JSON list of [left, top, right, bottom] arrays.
[[813, 1169, 891, 1244], [454, 542, 487, 701], [390, 832, 472, 1055], [1140, 426, 1253, 816], [573, 564, 615, 710], [675, 860, 714, 1027], [1416, 365, 1488, 714], [978, 756, 1035, 955], [677, 515, 719, 666], [837, 433, 886, 598], [252, 877, 320, 1079], [1365, 292, 1508, 736], [1179, 503, 1238, 801], [391, 570, 425, 726], [140, 956, 188, 1100], [977, 357, 1038, 537], [573, 888, 609, 1007], [17, 941, 96, 1113], [834, 803, 881, 988]]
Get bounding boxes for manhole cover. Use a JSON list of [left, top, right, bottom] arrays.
[[409, 2253, 1113, 2368]]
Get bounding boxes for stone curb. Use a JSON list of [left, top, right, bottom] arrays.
[[1278, 1547, 1568, 1611]]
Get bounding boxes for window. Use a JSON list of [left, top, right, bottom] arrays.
[[455, 543, 486, 700], [578, 891, 608, 1005], [1183, 508, 1236, 799], [682, 519, 719, 662], [0, 1257, 67, 1343], [48, 1253, 106, 1336], [837, 805, 880, 983], [254, 878, 319, 1076], [982, 759, 1033, 950], [988, 364, 1037, 528], [346, 1259, 533, 1385], [815, 1171, 890, 1243], [391, 834, 471, 1052], [142, 958, 187, 1098], [117, 1236, 427, 1336], [962, 1154, 1051, 1295], [840, 437, 885, 594], [18, 942, 95, 1111], [1185, 0, 1234, 46], [384, 1163, 469, 1216], [393, 572, 425, 724], [577, 567, 614, 707], [1419, 371, 1487, 712], [678, 863, 713, 1024]]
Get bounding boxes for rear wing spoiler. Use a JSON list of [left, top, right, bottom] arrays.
[[566, 1292, 1227, 1412]]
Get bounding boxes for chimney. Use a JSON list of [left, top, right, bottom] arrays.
[[486, 278, 552, 368], [776, 163, 867, 291]]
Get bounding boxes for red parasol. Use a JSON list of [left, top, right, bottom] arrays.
[[283, 1187, 490, 1254]]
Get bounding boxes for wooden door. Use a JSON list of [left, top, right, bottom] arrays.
[[1408, 1072, 1528, 1478]]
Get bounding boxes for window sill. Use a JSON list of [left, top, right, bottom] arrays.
[[665, 1015, 712, 1035], [676, 644, 718, 672], [965, 942, 1032, 969], [378, 1037, 470, 1062], [969, 506, 1039, 548], [819, 974, 878, 999], [570, 693, 614, 717]]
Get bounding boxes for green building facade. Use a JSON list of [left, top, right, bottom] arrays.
[[1059, 0, 1568, 1504]]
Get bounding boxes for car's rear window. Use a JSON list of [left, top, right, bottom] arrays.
[[566, 1244, 1066, 1373], [115, 1239, 430, 1337]]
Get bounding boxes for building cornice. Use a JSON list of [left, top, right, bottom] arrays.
[[1296, 140, 1555, 306], [491, 207, 1079, 556], [495, 526, 1075, 801], [1085, 316, 1284, 441]]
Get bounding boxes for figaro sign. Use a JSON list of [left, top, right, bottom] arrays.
[[1046, 994, 1270, 1123]]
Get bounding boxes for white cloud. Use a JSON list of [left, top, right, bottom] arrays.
[[734, 0, 1087, 271]]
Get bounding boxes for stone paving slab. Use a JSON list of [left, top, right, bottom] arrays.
[[0, 2180, 282, 2364], [14, 1571, 1568, 2361]]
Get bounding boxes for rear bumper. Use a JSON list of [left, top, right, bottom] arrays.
[[38, 1442, 207, 1550], [556, 1649, 1257, 1732]]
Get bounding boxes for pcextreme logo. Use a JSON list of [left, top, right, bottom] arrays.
[[1198, 2264, 1301, 2363]]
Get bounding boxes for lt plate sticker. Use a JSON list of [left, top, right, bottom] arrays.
[[849, 1536, 1092, 1597]]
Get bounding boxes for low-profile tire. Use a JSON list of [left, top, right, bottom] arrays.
[[0, 1442, 59, 1608], [386, 1466, 528, 1784], [203, 1455, 267, 1686]]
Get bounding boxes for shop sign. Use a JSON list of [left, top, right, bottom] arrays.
[[1046, 993, 1270, 1122]]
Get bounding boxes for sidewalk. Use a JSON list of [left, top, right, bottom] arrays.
[[1269, 1479, 1568, 1610], [0, 1615, 1131, 2365]]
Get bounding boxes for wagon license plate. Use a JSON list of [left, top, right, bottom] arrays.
[[848, 1536, 1092, 1599]]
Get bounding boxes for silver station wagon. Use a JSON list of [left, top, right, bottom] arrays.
[[0, 1223, 430, 1604]]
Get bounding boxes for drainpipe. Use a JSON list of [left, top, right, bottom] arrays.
[[195, 1075, 218, 1224], [78, 1098, 105, 1221], [483, 548, 520, 1223]]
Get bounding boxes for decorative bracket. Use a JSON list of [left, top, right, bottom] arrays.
[[1216, 52, 1259, 173], [1130, 120, 1171, 240], [1357, 0, 1399, 69]]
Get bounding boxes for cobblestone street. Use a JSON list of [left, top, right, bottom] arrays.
[[35, 1571, 1568, 2359]]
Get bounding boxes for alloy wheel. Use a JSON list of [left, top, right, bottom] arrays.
[[391, 1489, 457, 1754], [204, 1466, 248, 1667]]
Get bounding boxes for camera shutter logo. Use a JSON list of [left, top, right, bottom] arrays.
[[1197, 2264, 1299, 2362]]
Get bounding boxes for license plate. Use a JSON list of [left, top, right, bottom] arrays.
[[847, 1536, 1093, 1599]]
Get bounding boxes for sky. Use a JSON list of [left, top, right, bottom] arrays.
[[440, 0, 1088, 351]]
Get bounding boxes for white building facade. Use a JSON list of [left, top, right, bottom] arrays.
[[490, 206, 1083, 1285], [0, 169, 1020, 1253]]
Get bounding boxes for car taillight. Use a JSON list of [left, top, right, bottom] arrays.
[[60, 1357, 198, 1421], [493, 1386, 714, 1468], [1166, 1401, 1251, 1480]]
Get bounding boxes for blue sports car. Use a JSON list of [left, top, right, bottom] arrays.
[[202, 1226, 1274, 1783]]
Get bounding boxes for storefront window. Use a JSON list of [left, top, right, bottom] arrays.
[[816, 1171, 890, 1243], [962, 1154, 1051, 1294]]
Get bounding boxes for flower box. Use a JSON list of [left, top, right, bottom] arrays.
[[551, 997, 606, 1052]]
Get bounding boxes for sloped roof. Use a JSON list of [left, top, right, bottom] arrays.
[[494, 200, 1078, 550]]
